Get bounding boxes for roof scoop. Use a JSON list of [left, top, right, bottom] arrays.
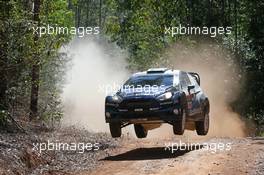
[[147, 68, 169, 74]]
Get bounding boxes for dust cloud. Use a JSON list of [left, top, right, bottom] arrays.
[[166, 40, 246, 137], [61, 37, 129, 132], [62, 37, 246, 138]]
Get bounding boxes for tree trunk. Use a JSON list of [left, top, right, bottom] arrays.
[[221, 0, 226, 27], [0, 1, 10, 112], [99, 0, 102, 28], [207, 0, 212, 26], [86, 0, 90, 26], [29, 0, 41, 120], [234, 0, 238, 48], [76, 1, 81, 27], [0, 43, 8, 111]]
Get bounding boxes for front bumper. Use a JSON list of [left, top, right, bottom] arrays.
[[105, 99, 182, 123]]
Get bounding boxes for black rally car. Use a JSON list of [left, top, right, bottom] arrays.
[[105, 68, 210, 138]]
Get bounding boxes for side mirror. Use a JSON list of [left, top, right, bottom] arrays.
[[188, 85, 195, 93], [195, 77, 200, 86], [188, 72, 200, 86]]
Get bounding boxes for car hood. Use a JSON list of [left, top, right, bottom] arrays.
[[117, 86, 172, 98]]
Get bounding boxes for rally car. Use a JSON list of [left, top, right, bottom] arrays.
[[105, 68, 210, 138]]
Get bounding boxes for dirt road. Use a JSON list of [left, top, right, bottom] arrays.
[[1, 127, 263, 175], [82, 137, 264, 175]]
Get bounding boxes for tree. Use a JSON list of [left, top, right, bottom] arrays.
[[29, 0, 41, 120], [0, 0, 74, 126]]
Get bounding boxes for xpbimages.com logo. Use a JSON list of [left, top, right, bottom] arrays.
[[98, 82, 168, 96], [164, 140, 232, 154], [32, 140, 100, 153], [165, 24, 232, 38], [32, 24, 100, 37]]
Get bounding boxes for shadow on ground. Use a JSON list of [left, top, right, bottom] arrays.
[[102, 145, 203, 161]]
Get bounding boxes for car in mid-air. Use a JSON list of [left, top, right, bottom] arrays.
[[105, 68, 210, 138]]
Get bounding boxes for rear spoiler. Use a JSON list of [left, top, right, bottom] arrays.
[[188, 72, 200, 85]]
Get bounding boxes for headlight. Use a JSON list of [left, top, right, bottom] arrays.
[[112, 95, 122, 103], [157, 92, 172, 101]]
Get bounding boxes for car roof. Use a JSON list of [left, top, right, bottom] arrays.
[[132, 69, 181, 77]]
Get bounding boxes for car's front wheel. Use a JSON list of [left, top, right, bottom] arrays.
[[195, 111, 209, 135], [134, 124, 148, 138], [173, 108, 186, 135], [109, 122, 121, 138]]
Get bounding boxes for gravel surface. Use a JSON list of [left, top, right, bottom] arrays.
[[1, 127, 263, 175], [0, 126, 121, 175]]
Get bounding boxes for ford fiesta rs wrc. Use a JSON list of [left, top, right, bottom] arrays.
[[105, 68, 210, 138]]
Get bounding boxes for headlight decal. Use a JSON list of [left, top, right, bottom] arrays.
[[112, 95, 122, 103], [157, 92, 172, 101]]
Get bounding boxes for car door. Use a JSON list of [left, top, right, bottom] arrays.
[[180, 72, 195, 116], [187, 74, 203, 116]]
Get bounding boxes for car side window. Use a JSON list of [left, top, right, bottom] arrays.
[[180, 73, 186, 88], [189, 74, 201, 92], [185, 74, 191, 86], [180, 72, 191, 89], [192, 76, 199, 87]]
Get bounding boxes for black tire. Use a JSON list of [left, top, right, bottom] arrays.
[[173, 108, 186, 135], [195, 111, 209, 135], [109, 122, 121, 138], [134, 124, 148, 138], [173, 94, 187, 135]]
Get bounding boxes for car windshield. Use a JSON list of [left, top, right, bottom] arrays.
[[124, 74, 174, 87]]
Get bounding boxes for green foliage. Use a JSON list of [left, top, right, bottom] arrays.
[[101, 0, 264, 133], [0, 0, 73, 126], [222, 1, 264, 132], [1, 0, 263, 133], [104, 0, 184, 70]]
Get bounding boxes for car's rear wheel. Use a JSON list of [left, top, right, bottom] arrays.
[[109, 122, 121, 138], [195, 111, 209, 135], [134, 124, 148, 138], [173, 108, 186, 135]]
